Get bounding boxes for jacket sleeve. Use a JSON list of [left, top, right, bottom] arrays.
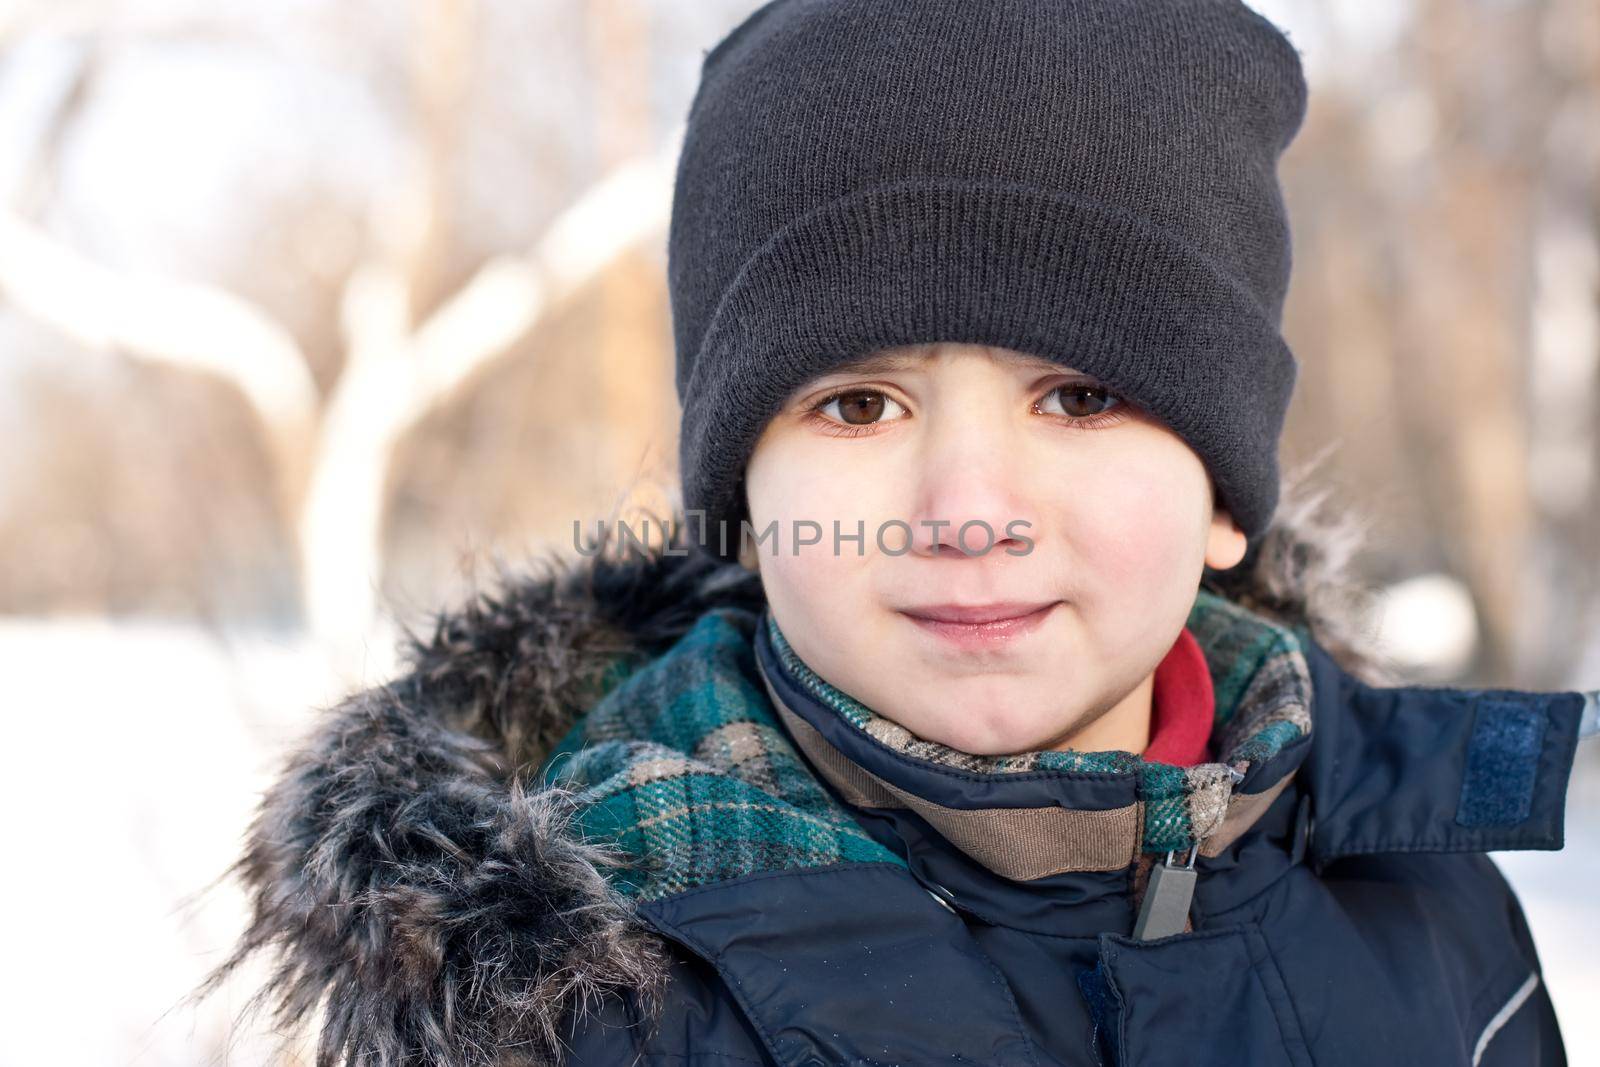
[[1471, 969, 1565, 1067], [1471, 855, 1568, 1067]]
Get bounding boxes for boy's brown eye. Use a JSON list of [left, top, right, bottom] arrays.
[[1048, 384, 1120, 418], [834, 390, 887, 424]]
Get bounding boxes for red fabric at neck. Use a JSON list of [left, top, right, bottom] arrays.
[[1142, 627, 1215, 766]]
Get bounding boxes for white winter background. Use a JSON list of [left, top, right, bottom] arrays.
[[0, 1, 1597, 1064]]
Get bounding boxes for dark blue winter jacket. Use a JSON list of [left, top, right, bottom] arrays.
[[558, 593, 1585, 1067]]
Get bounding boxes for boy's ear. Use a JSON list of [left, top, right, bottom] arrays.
[[1205, 501, 1249, 572]]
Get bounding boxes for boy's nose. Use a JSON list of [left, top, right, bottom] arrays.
[[903, 424, 1036, 558]]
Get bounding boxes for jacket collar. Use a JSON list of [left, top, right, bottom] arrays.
[[756, 596, 1588, 880], [753, 588, 1316, 878]]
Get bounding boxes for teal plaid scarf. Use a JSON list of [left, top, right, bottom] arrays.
[[539, 588, 1314, 903]]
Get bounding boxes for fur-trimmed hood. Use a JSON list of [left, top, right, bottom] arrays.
[[210, 470, 1393, 1066]]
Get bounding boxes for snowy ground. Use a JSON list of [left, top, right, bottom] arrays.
[[0, 617, 1593, 1065]]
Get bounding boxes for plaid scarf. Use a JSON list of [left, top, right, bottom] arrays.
[[539, 589, 1314, 903]]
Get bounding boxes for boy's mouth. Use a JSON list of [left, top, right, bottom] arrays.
[[899, 600, 1060, 650]]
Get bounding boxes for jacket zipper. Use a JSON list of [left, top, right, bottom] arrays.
[[1131, 765, 1245, 940]]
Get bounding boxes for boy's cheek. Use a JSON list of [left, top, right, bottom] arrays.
[[1046, 461, 1210, 588], [1073, 495, 1196, 593], [758, 532, 876, 628], [748, 458, 901, 552]]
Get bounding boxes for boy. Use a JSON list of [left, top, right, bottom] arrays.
[[217, 2, 1597, 1064]]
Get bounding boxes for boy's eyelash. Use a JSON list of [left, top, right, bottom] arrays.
[[801, 383, 1130, 436]]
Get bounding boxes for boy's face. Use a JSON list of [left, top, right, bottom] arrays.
[[742, 341, 1248, 756]]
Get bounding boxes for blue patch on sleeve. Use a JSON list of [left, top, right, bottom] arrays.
[[1456, 698, 1548, 828]]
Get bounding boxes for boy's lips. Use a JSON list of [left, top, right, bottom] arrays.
[[900, 601, 1059, 624], [898, 600, 1061, 650]]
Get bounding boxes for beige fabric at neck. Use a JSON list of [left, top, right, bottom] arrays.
[[754, 652, 1296, 884]]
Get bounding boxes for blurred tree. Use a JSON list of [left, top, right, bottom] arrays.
[[1279, 0, 1600, 689], [0, 2, 679, 668]]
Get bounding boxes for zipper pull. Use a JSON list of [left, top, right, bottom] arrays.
[[1130, 766, 1240, 940], [1132, 843, 1199, 940]]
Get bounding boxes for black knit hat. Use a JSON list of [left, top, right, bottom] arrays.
[[669, 0, 1309, 561]]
